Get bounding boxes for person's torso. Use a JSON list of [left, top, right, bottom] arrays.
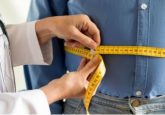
[[65, 0, 165, 98]]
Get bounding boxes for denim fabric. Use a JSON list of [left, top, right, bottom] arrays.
[[130, 96, 165, 114], [64, 93, 131, 114], [64, 93, 165, 114], [25, 0, 165, 113], [67, 0, 165, 98], [25, 0, 165, 98]]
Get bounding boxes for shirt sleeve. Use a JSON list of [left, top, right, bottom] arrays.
[[6, 21, 53, 66], [0, 89, 50, 114]]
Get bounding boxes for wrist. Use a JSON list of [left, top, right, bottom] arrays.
[[35, 19, 55, 45], [40, 78, 66, 104]]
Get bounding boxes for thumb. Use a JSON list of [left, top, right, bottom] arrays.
[[80, 56, 101, 79]]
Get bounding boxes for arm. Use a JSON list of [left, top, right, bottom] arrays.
[[7, 15, 100, 66], [24, 0, 97, 114], [6, 21, 53, 66], [0, 56, 100, 114]]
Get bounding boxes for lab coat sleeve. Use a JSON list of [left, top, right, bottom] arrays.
[[6, 21, 53, 66], [0, 89, 50, 114]]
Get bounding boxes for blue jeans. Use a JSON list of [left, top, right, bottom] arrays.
[[64, 93, 165, 114]]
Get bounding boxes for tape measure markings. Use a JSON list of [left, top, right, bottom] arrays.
[[65, 45, 165, 114]]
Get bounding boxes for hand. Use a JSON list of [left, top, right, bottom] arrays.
[[36, 14, 100, 49], [40, 56, 100, 104]]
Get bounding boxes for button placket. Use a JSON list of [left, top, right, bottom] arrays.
[[134, 0, 150, 97]]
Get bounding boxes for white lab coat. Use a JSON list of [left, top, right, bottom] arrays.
[[0, 20, 53, 114]]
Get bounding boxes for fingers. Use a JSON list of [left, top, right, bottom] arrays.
[[80, 56, 101, 79], [77, 58, 89, 71], [76, 14, 100, 46], [65, 41, 84, 48], [65, 41, 78, 48], [62, 15, 100, 49], [85, 21, 101, 46], [71, 27, 98, 49]]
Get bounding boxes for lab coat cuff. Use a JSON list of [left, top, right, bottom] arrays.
[[6, 21, 53, 66], [28, 21, 53, 65]]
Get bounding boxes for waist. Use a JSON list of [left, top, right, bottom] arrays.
[[65, 46, 165, 98]]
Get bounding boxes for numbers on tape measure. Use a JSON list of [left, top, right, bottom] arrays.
[[65, 45, 165, 114], [84, 57, 105, 112]]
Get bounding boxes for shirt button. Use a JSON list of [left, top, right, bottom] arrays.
[[141, 3, 148, 10], [136, 91, 142, 96]]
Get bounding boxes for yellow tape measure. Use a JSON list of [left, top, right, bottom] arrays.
[[65, 45, 165, 114]]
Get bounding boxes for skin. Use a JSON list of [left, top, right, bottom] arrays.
[[36, 14, 100, 49], [41, 57, 100, 104], [35, 14, 101, 104]]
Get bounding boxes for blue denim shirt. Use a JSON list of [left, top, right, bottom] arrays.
[[25, 0, 165, 113]]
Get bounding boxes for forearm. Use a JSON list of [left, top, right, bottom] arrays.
[[40, 78, 66, 104]]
